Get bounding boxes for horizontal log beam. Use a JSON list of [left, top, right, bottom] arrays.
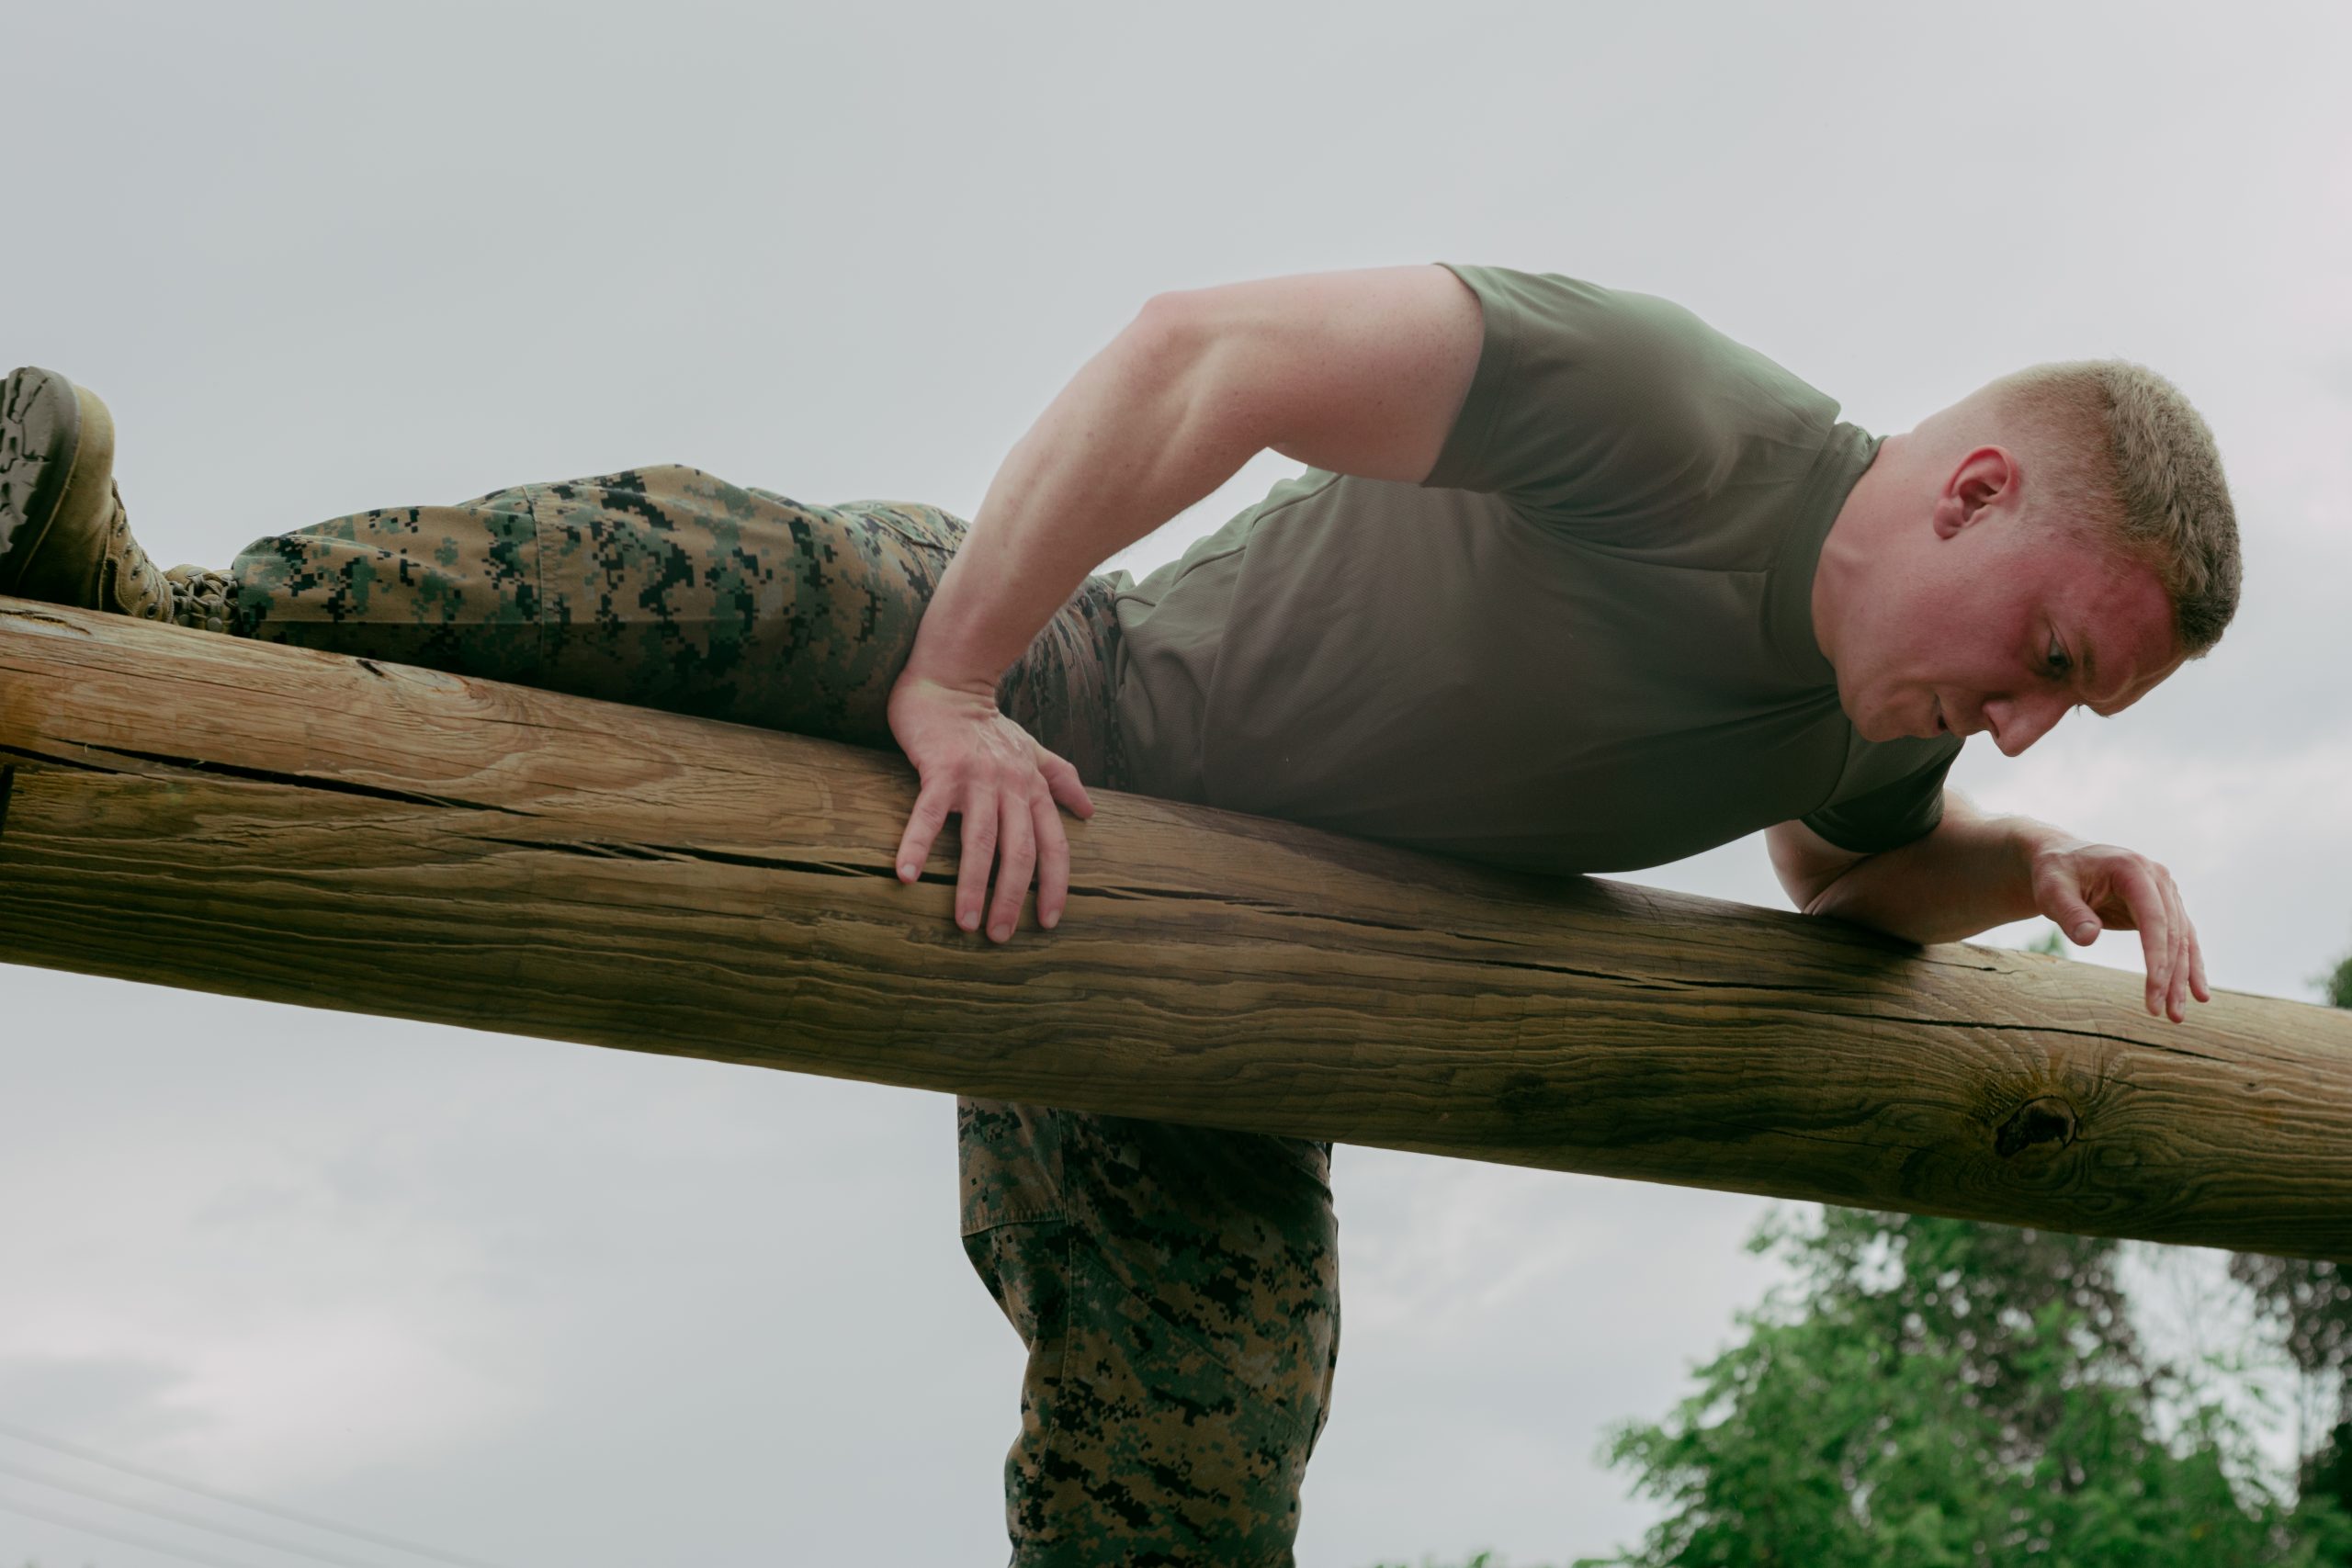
[[3, 596, 2347, 1261]]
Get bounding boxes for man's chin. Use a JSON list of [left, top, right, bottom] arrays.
[[1851, 706, 1914, 744], [1836, 686, 1914, 742]]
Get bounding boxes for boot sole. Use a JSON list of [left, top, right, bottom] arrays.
[[0, 367, 118, 602]]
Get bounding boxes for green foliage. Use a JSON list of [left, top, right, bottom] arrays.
[[2322, 951, 2352, 1011], [2230, 1255, 2352, 1395], [2223, 937, 2352, 1560], [1385, 940, 2352, 1568], [1582, 1209, 2332, 1567]]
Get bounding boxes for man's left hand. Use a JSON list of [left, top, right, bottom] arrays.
[[2027, 836, 2211, 1021]]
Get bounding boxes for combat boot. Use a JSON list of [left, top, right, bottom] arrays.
[[1, 366, 174, 620]]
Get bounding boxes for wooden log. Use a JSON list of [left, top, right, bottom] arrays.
[[3, 595, 2347, 1261]]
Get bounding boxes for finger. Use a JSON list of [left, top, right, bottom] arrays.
[[956, 784, 999, 933], [2165, 880, 2208, 1016], [2145, 868, 2179, 1021], [2034, 874, 2103, 947], [2169, 878, 2194, 1020], [1039, 748, 1094, 818], [2161, 874, 2189, 1022], [1033, 794, 1071, 931], [988, 796, 1037, 944], [895, 783, 955, 884], [2184, 900, 2211, 1004], [2119, 865, 2172, 1018]]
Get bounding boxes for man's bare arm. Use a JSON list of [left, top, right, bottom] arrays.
[[1766, 794, 2210, 1021], [888, 265, 1487, 942]]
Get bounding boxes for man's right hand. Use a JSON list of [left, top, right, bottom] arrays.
[[887, 671, 1095, 942]]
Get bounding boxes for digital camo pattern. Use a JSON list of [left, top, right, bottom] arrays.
[[221, 462, 1339, 1562], [962, 1108, 1340, 1565], [229, 466, 1121, 779]]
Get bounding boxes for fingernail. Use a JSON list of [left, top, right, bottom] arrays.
[[989, 922, 1012, 942], [2073, 923, 2098, 942], [958, 911, 978, 931], [899, 862, 918, 880], [1040, 910, 1059, 931]]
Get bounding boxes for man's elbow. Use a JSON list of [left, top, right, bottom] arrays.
[[1798, 874, 1860, 920], [1764, 820, 1871, 917]]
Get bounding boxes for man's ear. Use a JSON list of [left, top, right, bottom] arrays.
[[1931, 446, 2019, 539]]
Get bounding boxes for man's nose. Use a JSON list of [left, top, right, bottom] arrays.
[[1986, 691, 2071, 757]]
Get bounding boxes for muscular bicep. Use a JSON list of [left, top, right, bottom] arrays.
[[1767, 818, 1873, 914], [1143, 265, 1484, 485]]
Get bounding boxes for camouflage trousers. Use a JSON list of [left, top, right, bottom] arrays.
[[224, 466, 1340, 1565]]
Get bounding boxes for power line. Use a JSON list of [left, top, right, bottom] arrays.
[[0, 1455, 410, 1568], [0, 1487, 277, 1568], [0, 1421, 506, 1568]]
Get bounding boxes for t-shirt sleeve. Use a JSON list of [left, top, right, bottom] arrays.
[[1421, 263, 1836, 525], [1420, 264, 1723, 515], [1800, 749, 1961, 855]]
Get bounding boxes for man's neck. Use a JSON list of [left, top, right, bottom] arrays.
[[1811, 429, 1913, 670]]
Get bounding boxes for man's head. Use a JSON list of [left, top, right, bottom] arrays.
[[1816, 360, 2240, 756]]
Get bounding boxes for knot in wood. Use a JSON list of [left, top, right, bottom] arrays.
[[1995, 1096, 2079, 1159]]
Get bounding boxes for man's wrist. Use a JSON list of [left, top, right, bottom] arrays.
[[895, 597, 1013, 702], [893, 655, 995, 695], [2002, 815, 2070, 862]]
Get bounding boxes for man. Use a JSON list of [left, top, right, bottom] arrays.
[[0, 262, 2234, 1565]]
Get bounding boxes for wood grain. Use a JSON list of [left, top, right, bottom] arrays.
[[4, 597, 2347, 1260]]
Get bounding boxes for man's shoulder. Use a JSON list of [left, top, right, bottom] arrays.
[[1578, 277, 1844, 449], [1440, 265, 1846, 502], [1451, 265, 1837, 409]]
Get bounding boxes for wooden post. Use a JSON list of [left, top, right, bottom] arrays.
[[3, 596, 2347, 1261]]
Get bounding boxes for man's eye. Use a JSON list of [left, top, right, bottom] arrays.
[[2046, 639, 2073, 679]]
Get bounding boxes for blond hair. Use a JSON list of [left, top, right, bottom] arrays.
[[1987, 361, 2241, 657]]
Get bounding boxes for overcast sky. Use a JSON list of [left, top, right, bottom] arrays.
[[6, 4, 2350, 1565]]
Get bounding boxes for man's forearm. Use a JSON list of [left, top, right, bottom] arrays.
[[1804, 792, 2068, 945], [900, 299, 1264, 689]]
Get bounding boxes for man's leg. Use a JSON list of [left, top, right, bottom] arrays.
[[238, 468, 1343, 1562], [228, 462, 1342, 1562], [6, 370, 1338, 1562], [229, 463, 1354, 1561], [972, 592, 1341, 1565], [230, 467, 965, 745], [961, 1108, 1340, 1567]]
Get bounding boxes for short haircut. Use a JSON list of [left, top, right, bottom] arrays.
[[1988, 361, 2241, 658]]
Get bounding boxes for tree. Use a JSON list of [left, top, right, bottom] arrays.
[[2324, 952, 2352, 1012], [1583, 1206, 2330, 1566], [1385, 931, 2352, 1568], [2227, 938, 2352, 1559]]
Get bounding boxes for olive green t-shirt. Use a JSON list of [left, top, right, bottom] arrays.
[[1107, 264, 1962, 875]]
